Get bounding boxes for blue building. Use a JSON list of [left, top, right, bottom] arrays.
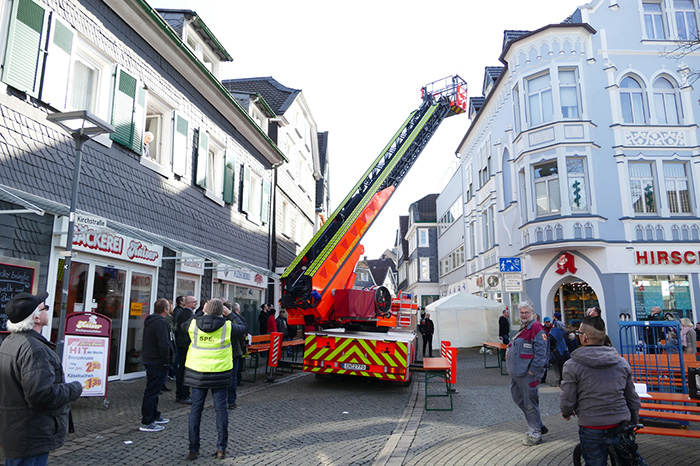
[[448, 0, 700, 344]]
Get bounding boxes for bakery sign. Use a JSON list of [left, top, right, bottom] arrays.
[[635, 249, 700, 266], [65, 221, 162, 267]]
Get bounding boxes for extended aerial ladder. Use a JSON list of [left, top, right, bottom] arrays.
[[281, 76, 467, 329]]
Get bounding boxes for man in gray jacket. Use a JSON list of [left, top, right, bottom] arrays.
[[0, 291, 83, 465], [561, 316, 645, 465]]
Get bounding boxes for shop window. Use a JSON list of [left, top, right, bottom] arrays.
[[526, 72, 553, 127], [653, 77, 681, 125], [656, 224, 665, 240], [534, 160, 560, 216], [554, 281, 599, 325], [664, 162, 692, 214], [633, 275, 691, 320], [584, 222, 594, 239], [574, 222, 583, 239], [643, 1, 667, 39], [629, 162, 657, 214], [559, 68, 580, 118], [567, 157, 589, 212], [620, 76, 648, 124]]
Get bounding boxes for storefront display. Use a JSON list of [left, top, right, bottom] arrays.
[[554, 281, 598, 327], [633, 275, 691, 320]]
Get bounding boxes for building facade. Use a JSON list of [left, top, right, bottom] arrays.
[[451, 0, 700, 345], [0, 0, 284, 378], [403, 194, 440, 308]]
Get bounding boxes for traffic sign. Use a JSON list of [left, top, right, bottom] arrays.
[[499, 257, 521, 273], [503, 272, 523, 292]]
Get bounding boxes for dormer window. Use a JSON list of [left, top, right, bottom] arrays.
[[184, 27, 220, 78]]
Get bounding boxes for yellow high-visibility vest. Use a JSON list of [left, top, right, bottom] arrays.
[[185, 319, 233, 372]]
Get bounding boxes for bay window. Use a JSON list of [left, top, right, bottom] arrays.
[[534, 160, 560, 216], [664, 162, 691, 213], [559, 69, 580, 118], [630, 162, 657, 214], [566, 158, 589, 212], [527, 72, 553, 126]]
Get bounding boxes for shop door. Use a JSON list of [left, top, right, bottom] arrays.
[[554, 281, 599, 327], [92, 265, 127, 377], [52, 259, 90, 343], [124, 272, 154, 376]]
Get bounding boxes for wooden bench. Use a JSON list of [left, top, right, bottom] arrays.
[[623, 354, 700, 391], [423, 357, 452, 411], [482, 341, 507, 375], [243, 335, 306, 381], [637, 391, 700, 438]]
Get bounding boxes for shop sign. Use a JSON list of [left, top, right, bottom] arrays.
[[555, 252, 577, 275], [71, 223, 162, 267], [177, 253, 204, 275], [635, 249, 700, 265], [215, 265, 266, 288], [62, 313, 111, 397]]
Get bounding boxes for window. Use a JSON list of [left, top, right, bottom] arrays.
[[566, 157, 588, 211], [664, 162, 691, 213], [468, 223, 476, 258], [418, 229, 429, 247], [630, 162, 657, 214], [419, 258, 430, 281], [482, 210, 490, 251], [241, 165, 271, 224], [143, 94, 173, 168], [438, 198, 462, 235], [652, 77, 680, 125], [559, 69, 580, 118], [281, 201, 290, 236], [184, 27, 220, 78], [526, 72, 553, 126], [620, 76, 647, 124], [644, 1, 667, 39], [534, 160, 561, 216], [675, 0, 698, 40], [409, 232, 417, 253], [512, 85, 521, 133]]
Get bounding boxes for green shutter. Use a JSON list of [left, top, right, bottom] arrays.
[[132, 85, 147, 153], [40, 14, 73, 109], [241, 164, 251, 213], [171, 111, 188, 176], [110, 68, 137, 147], [1, 0, 47, 96], [195, 129, 209, 188], [261, 178, 271, 225], [223, 149, 235, 204]]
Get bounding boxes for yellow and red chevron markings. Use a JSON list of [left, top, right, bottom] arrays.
[[303, 334, 410, 382]]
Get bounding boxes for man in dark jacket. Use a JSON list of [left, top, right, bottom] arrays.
[[419, 312, 435, 357], [0, 291, 83, 465], [139, 298, 175, 432], [561, 316, 646, 465], [184, 299, 246, 460], [258, 303, 268, 335], [499, 308, 511, 344], [175, 295, 197, 403]]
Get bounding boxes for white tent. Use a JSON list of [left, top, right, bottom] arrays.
[[424, 292, 506, 349]]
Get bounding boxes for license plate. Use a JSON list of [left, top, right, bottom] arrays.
[[343, 363, 367, 371]]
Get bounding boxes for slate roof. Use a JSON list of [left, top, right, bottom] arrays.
[[222, 77, 300, 115], [367, 258, 396, 286], [410, 194, 438, 223], [315, 131, 329, 210], [485, 66, 504, 81], [502, 30, 531, 51], [469, 96, 485, 117], [156, 9, 233, 61]]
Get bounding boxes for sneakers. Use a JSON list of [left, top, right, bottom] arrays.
[[541, 425, 548, 435], [522, 435, 542, 446], [228, 403, 237, 409], [154, 417, 169, 424], [139, 423, 165, 432]]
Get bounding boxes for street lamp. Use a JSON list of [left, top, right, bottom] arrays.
[[47, 110, 114, 359]]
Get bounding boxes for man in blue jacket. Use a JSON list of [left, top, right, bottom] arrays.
[[0, 291, 83, 466], [140, 298, 175, 432], [506, 301, 549, 446]]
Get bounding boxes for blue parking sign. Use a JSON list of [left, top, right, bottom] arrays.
[[499, 257, 521, 273]]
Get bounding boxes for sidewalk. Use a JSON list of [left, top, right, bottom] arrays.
[[0, 349, 696, 465]]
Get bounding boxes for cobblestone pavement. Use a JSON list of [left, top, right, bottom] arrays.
[[1, 349, 697, 465]]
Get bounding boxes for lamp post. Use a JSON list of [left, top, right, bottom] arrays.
[[46, 110, 114, 359]]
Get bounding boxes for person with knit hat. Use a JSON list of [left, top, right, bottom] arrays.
[[553, 311, 566, 330], [0, 291, 83, 465]]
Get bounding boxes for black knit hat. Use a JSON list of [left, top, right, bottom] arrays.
[[5, 291, 49, 323]]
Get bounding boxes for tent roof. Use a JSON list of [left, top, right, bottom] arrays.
[[425, 292, 506, 312]]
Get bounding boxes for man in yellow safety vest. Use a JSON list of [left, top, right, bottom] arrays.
[[182, 298, 245, 460]]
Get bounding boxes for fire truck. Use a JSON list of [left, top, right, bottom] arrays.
[[280, 76, 467, 383]]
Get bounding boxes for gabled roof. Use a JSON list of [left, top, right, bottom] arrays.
[[410, 194, 438, 222], [469, 96, 485, 118], [156, 9, 233, 61], [367, 258, 397, 286], [485, 66, 505, 82], [222, 77, 300, 115]]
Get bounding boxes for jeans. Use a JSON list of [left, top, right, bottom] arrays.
[[578, 425, 622, 466], [175, 346, 190, 400], [422, 334, 433, 357], [141, 363, 166, 425], [227, 358, 240, 406], [188, 387, 228, 453], [4, 453, 49, 466]]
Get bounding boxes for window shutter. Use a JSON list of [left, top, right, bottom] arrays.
[[1, 0, 47, 96], [195, 129, 208, 188], [222, 149, 235, 204], [40, 13, 73, 109], [110, 68, 137, 147], [171, 111, 188, 176], [261, 178, 271, 224], [132, 85, 147, 153], [241, 164, 251, 213]]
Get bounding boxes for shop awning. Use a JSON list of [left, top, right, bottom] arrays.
[[0, 184, 278, 279]]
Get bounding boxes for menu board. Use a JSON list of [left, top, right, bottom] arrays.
[[0, 258, 39, 331], [63, 335, 109, 397]]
